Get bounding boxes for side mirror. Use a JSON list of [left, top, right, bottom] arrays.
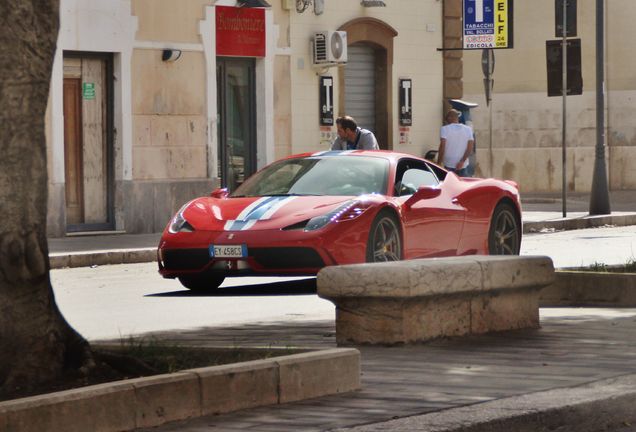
[[404, 186, 441, 208], [210, 187, 229, 199]]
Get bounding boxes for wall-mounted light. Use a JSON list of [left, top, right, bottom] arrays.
[[296, 0, 312, 13], [237, 0, 271, 7], [361, 0, 386, 6], [162, 49, 182, 62]]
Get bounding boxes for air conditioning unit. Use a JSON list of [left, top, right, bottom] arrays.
[[313, 31, 348, 64]]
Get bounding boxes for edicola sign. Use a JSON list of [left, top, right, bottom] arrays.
[[216, 6, 266, 57], [463, 0, 513, 49]]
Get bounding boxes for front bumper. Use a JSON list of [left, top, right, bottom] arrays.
[[157, 223, 368, 278]]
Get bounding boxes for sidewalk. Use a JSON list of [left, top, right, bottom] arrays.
[[133, 309, 636, 432]]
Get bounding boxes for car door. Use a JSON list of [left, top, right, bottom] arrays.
[[395, 158, 466, 258]]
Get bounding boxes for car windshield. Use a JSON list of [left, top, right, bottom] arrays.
[[231, 155, 389, 197]]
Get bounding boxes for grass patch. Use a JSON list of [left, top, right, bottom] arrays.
[[100, 336, 305, 374], [580, 259, 636, 273]]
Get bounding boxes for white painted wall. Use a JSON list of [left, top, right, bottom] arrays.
[[289, 0, 444, 156]]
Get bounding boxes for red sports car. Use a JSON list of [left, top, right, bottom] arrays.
[[158, 150, 521, 290]]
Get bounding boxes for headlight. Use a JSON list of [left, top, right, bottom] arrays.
[[304, 200, 371, 231], [168, 204, 195, 233]]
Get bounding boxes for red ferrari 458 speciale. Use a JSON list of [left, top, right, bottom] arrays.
[[158, 150, 521, 290]]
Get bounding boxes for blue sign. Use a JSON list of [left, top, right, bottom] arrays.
[[463, 0, 513, 49], [464, 0, 494, 35]]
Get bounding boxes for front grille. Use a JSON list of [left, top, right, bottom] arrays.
[[162, 248, 210, 270], [250, 247, 324, 269]]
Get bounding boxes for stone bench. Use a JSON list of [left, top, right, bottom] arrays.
[[317, 255, 555, 345]]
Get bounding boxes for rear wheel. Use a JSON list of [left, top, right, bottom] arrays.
[[366, 211, 402, 262], [488, 203, 521, 255], [178, 274, 225, 291]]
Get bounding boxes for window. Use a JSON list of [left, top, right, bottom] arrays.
[[394, 159, 439, 196]]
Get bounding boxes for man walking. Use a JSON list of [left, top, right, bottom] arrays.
[[331, 116, 379, 150], [437, 109, 474, 177]]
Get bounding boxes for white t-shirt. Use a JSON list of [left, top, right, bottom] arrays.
[[440, 123, 474, 169]]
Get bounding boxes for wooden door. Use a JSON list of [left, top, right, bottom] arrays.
[[63, 55, 112, 231], [63, 78, 84, 225]]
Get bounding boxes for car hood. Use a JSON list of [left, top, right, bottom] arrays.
[[181, 195, 360, 231]]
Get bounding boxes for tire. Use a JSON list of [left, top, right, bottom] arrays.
[[178, 274, 225, 291], [488, 202, 521, 255], [366, 211, 402, 262]]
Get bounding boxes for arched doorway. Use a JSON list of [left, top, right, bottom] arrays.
[[339, 18, 397, 150]]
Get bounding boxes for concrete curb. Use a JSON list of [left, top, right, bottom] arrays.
[[335, 373, 636, 432], [49, 249, 157, 269], [523, 213, 636, 233], [0, 348, 360, 432], [541, 270, 636, 307]]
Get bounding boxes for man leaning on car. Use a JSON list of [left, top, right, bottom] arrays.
[[331, 116, 379, 151]]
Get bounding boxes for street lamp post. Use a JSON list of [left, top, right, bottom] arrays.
[[589, 0, 611, 215]]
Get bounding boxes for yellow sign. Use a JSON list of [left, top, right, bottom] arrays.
[[495, 0, 508, 48]]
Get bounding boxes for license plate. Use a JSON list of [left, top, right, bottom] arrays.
[[209, 244, 247, 258]]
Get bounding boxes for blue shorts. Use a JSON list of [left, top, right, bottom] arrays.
[[445, 166, 469, 177]]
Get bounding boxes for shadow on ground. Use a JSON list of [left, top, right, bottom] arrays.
[[147, 277, 317, 297]]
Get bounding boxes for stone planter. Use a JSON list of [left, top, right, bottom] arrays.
[[540, 270, 636, 307]]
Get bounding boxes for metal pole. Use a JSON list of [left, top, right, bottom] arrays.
[[589, 0, 611, 214], [489, 96, 493, 176], [561, 0, 568, 217]]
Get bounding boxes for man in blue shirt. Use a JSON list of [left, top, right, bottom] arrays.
[[331, 116, 379, 150]]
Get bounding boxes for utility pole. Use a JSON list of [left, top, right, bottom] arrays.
[[589, 0, 611, 215], [561, 0, 568, 217]]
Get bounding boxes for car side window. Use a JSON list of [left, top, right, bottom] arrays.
[[394, 159, 440, 196]]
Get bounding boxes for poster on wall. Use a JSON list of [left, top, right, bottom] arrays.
[[399, 79, 412, 126], [462, 0, 514, 49], [319, 76, 334, 126]]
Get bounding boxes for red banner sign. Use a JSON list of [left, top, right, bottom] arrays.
[[216, 6, 266, 58]]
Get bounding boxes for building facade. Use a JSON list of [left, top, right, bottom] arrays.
[[45, 0, 446, 237], [44, 0, 636, 237], [458, 0, 636, 193]]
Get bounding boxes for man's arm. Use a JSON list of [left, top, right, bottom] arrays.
[[331, 137, 344, 150], [456, 139, 474, 169]]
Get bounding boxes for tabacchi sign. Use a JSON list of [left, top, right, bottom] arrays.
[[216, 6, 266, 57], [463, 0, 513, 49]]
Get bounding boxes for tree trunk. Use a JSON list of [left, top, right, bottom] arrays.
[[0, 0, 94, 397]]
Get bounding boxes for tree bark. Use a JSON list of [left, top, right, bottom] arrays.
[[0, 0, 93, 397]]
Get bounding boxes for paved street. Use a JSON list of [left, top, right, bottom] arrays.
[[51, 223, 636, 342]]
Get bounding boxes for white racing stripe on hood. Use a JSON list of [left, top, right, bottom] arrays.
[[224, 196, 297, 231]]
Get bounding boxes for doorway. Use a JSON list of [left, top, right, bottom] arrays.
[[62, 53, 114, 232], [216, 57, 257, 191], [344, 44, 377, 134]]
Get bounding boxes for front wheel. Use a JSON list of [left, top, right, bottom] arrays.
[[178, 274, 225, 291], [488, 203, 521, 255], [366, 211, 402, 262]]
